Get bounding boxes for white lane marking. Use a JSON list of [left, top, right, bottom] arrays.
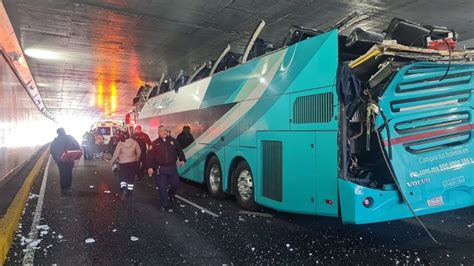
[[238, 210, 273, 218], [23, 156, 51, 265], [175, 195, 219, 218]]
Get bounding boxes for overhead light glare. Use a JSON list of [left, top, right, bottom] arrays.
[[24, 48, 61, 60]]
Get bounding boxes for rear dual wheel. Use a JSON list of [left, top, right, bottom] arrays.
[[205, 156, 258, 210], [205, 156, 227, 199], [234, 160, 258, 211]]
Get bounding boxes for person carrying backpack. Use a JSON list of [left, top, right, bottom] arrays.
[[50, 128, 82, 194]]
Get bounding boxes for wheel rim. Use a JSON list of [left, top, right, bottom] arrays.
[[209, 164, 221, 192], [237, 169, 253, 201]]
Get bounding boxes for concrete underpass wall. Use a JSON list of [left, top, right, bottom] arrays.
[[0, 53, 54, 183], [0, 2, 55, 184]]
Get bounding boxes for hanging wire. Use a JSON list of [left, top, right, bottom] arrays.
[[372, 109, 440, 245]]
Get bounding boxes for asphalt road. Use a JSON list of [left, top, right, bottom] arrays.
[[5, 157, 474, 265]]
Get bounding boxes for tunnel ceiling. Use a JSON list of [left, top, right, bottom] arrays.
[[4, 0, 474, 120]]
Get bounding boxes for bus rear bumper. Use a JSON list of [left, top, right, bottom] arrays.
[[338, 178, 474, 224]]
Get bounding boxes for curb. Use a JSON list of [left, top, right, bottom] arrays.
[[0, 149, 48, 264]]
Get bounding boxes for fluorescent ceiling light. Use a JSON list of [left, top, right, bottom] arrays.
[[24, 48, 61, 60]]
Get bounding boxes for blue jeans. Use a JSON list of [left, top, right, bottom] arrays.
[[155, 166, 180, 208]]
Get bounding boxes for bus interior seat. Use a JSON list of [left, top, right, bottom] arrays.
[[281, 26, 323, 47], [132, 96, 139, 105], [148, 85, 160, 98], [172, 74, 189, 91], [213, 52, 241, 74], [194, 61, 214, 82], [135, 85, 145, 97], [158, 80, 170, 94], [338, 28, 386, 63], [346, 27, 385, 49], [247, 38, 276, 60]]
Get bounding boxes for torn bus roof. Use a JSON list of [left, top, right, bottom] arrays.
[[350, 42, 474, 68], [377, 42, 473, 60], [347, 42, 474, 83]]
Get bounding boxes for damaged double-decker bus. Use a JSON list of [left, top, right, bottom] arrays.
[[130, 16, 474, 224]]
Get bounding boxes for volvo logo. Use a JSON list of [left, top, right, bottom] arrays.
[[406, 178, 431, 187]]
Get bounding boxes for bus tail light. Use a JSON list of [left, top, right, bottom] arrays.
[[363, 197, 374, 208]]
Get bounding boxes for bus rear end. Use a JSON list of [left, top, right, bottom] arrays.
[[338, 61, 474, 224]]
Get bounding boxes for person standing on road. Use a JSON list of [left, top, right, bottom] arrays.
[[94, 131, 105, 160], [176, 125, 194, 149], [108, 129, 122, 156], [111, 131, 141, 200], [133, 125, 152, 180], [147, 126, 186, 211], [50, 128, 81, 194], [81, 131, 90, 161]]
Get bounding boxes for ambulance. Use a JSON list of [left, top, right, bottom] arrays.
[[93, 121, 121, 145]]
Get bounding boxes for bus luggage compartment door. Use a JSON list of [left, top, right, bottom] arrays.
[[256, 131, 338, 216], [377, 62, 474, 215]]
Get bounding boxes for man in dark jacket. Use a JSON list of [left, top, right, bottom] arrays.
[[147, 126, 186, 211], [50, 128, 81, 193], [133, 125, 152, 179], [176, 125, 194, 149]]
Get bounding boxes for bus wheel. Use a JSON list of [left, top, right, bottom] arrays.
[[234, 160, 258, 211], [205, 156, 226, 199]]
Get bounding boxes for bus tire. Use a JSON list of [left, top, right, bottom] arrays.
[[234, 160, 258, 211], [205, 156, 226, 199]]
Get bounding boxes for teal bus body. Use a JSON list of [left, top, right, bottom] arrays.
[[138, 30, 473, 224]]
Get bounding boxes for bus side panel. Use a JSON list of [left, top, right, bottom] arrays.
[[201, 59, 261, 107], [314, 131, 339, 217], [287, 87, 339, 216], [239, 95, 291, 148], [253, 131, 339, 217], [178, 142, 225, 184], [271, 30, 338, 95], [256, 131, 318, 214], [178, 143, 212, 183]]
